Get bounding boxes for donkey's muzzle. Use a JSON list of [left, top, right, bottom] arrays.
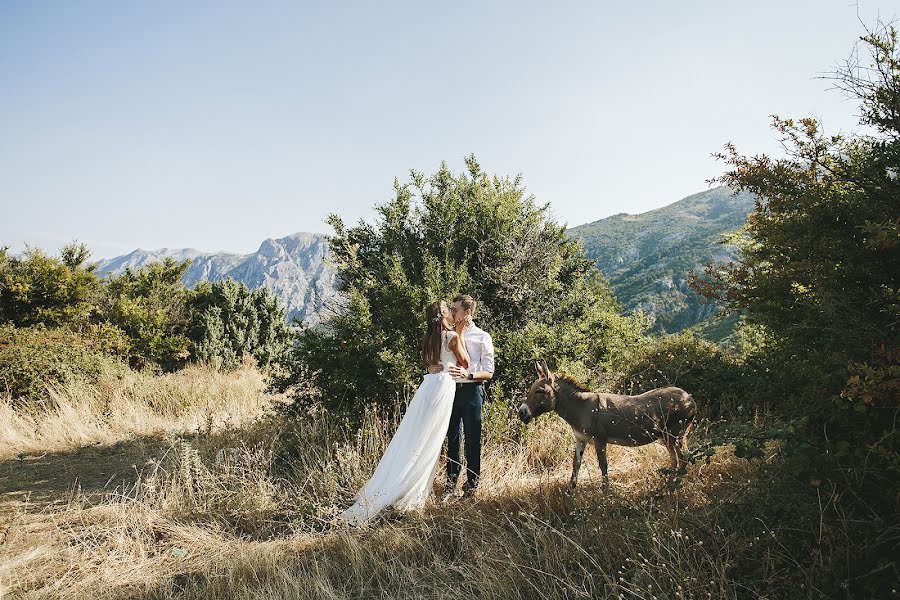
[[518, 404, 532, 423]]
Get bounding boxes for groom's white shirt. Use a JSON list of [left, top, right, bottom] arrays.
[[454, 322, 495, 383]]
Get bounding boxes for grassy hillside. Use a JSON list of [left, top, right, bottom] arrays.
[[569, 187, 755, 337]]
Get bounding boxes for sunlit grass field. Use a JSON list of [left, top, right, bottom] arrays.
[[1, 364, 823, 599]]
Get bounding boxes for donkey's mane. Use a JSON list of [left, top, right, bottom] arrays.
[[554, 372, 592, 394]]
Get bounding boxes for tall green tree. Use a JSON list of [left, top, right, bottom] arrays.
[[690, 24, 899, 476], [274, 156, 645, 416], [188, 278, 291, 370]]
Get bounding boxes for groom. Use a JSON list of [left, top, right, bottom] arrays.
[[428, 294, 494, 499]]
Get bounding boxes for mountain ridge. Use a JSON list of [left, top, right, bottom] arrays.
[[91, 232, 338, 326], [568, 186, 755, 335], [90, 187, 754, 335]]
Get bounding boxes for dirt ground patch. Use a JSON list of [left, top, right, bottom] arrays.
[[0, 436, 177, 510]]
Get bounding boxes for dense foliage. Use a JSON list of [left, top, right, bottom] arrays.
[[0, 323, 128, 406], [688, 24, 899, 595], [97, 258, 194, 371], [0, 242, 101, 328], [272, 156, 647, 417], [0, 243, 292, 399], [691, 23, 898, 450], [188, 279, 291, 370]]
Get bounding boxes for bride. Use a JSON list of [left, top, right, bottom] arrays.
[[337, 300, 470, 526]]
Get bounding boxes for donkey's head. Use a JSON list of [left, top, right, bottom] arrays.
[[519, 360, 558, 424]]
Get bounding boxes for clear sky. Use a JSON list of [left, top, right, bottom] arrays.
[[1, 1, 895, 259]]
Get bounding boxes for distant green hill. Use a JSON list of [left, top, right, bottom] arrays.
[[568, 187, 755, 338]]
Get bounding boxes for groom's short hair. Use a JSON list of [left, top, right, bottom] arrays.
[[452, 294, 477, 314]]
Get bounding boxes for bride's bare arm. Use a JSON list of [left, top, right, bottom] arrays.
[[449, 331, 470, 369]]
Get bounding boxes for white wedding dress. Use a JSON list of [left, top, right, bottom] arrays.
[[337, 331, 458, 526]]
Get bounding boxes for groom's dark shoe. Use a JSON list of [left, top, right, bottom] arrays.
[[461, 485, 477, 500], [441, 482, 459, 503]]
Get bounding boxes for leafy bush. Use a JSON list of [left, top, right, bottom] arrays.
[[613, 332, 745, 420], [188, 279, 291, 370], [0, 242, 101, 327], [1, 243, 294, 376], [0, 324, 128, 406], [97, 258, 193, 371], [689, 23, 899, 481]]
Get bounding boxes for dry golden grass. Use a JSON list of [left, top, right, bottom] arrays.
[[0, 359, 274, 460], [0, 365, 809, 599]]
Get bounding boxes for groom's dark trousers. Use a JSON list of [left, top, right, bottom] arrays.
[[446, 381, 484, 491]]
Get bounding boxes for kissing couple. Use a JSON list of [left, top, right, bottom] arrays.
[[337, 294, 495, 527]]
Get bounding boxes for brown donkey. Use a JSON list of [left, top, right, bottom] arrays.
[[519, 360, 697, 487]]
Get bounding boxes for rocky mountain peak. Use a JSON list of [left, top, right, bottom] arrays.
[[92, 232, 338, 326]]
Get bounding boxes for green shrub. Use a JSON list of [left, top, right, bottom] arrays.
[[689, 24, 899, 485], [613, 332, 746, 420], [0, 242, 101, 328], [187, 279, 291, 371], [97, 258, 192, 371], [0, 324, 128, 406]]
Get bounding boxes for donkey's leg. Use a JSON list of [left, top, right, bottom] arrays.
[[674, 418, 694, 473], [663, 434, 686, 473], [593, 438, 608, 479], [570, 439, 587, 489], [674, 439, 687, 473], [679, 420, 696, 452]]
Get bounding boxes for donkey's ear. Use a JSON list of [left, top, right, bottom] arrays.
[[540, 360, 554, 383], [534, 360, 544, 378]]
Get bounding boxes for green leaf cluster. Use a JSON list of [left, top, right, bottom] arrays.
[[188, 279, 291, 370], [0, 242, 101, 328], [0, 323, 128, 406], [1, 242, 293, 393], [690, 24, 899, 486], [97, 258, 193, 371]]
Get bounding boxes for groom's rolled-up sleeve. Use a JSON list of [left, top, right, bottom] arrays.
[[481, 334, 495, 374]]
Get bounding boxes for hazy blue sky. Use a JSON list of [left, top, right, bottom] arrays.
[[1, 1, 895, 259]]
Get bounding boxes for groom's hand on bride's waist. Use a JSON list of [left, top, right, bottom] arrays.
[[426, 363, 444, 374], [448, 365, 469, 379]]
